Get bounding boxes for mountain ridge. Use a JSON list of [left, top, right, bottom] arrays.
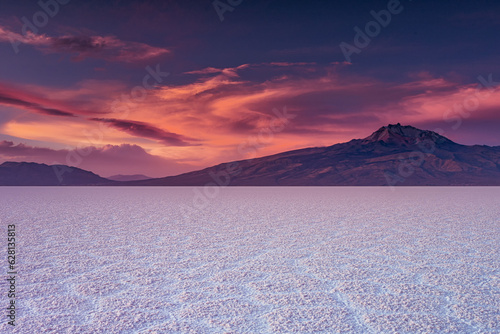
[[1, 124, 499, 186], [107, 174, 153, 182], [0, 161, 113, 186], [123, 124, 500, 186]]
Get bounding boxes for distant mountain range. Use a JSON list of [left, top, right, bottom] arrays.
[[1, 124, 499, 186], [0, 161, 112, 186], [107, 174, 153, 182]]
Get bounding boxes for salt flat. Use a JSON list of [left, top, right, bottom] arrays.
[[0, 187, 499, 333]]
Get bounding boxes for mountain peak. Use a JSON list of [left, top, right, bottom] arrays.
[[363, 123, 454, 145]]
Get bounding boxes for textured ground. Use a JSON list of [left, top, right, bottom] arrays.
[[0, 187, 499, 333]]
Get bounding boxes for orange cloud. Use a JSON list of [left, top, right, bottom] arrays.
[[2, 66, 500, 174]]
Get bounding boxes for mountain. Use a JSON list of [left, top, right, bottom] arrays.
[[107, 174, 153, 182], [124, 124, 500, 186], [0, 162, 113, 186], [2, 124, 499, 186]]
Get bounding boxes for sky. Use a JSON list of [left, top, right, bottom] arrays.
[[0, 0, 499, 177]]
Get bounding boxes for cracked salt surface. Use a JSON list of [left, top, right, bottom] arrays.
[[0, 187, 499, 333]]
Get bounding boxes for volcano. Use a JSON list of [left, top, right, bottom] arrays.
[[124, 124, 500, 186]]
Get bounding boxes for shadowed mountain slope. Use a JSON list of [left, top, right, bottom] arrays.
[[124, 124, 500, 186]]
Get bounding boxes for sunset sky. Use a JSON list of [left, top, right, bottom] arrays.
[[1, 0, 499, 177]]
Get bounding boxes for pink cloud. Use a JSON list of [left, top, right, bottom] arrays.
[[0, 81, 200, 146], [0, 92, 75, 117], [90, 118, 200, 146], [0, 24, 170, 62], [0, 83, 78, 117], [184, 67, 225, 75], [0, 141, 194, 178], [396, 79, 500, 125], [184, 62, 317, 77]]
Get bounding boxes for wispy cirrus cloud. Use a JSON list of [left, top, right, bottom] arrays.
[[0, 25, 170, 62], [90, 118, 200, 147], [0, 92, 75, 117], [0, 81, 200, 147], [0, 80, 115, 118], [183, 62, 317, 76]]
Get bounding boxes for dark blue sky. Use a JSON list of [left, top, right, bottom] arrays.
[[2, 0, 499, 85]]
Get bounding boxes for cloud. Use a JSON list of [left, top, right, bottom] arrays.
[[0, 141, 193, 178], [0, 25, 170, 62], [0, 82, 202, 148], [153, 65, 500, 153], [2, 62, 500, 174], [49, 35, 169, 62], [395, 79, 500, 131], [184, 67, 225, 75], [0, 80, 130, 118], [90, 118, 200, 146], [184, 62, 317, 76], [0, 92, 75, 117]]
